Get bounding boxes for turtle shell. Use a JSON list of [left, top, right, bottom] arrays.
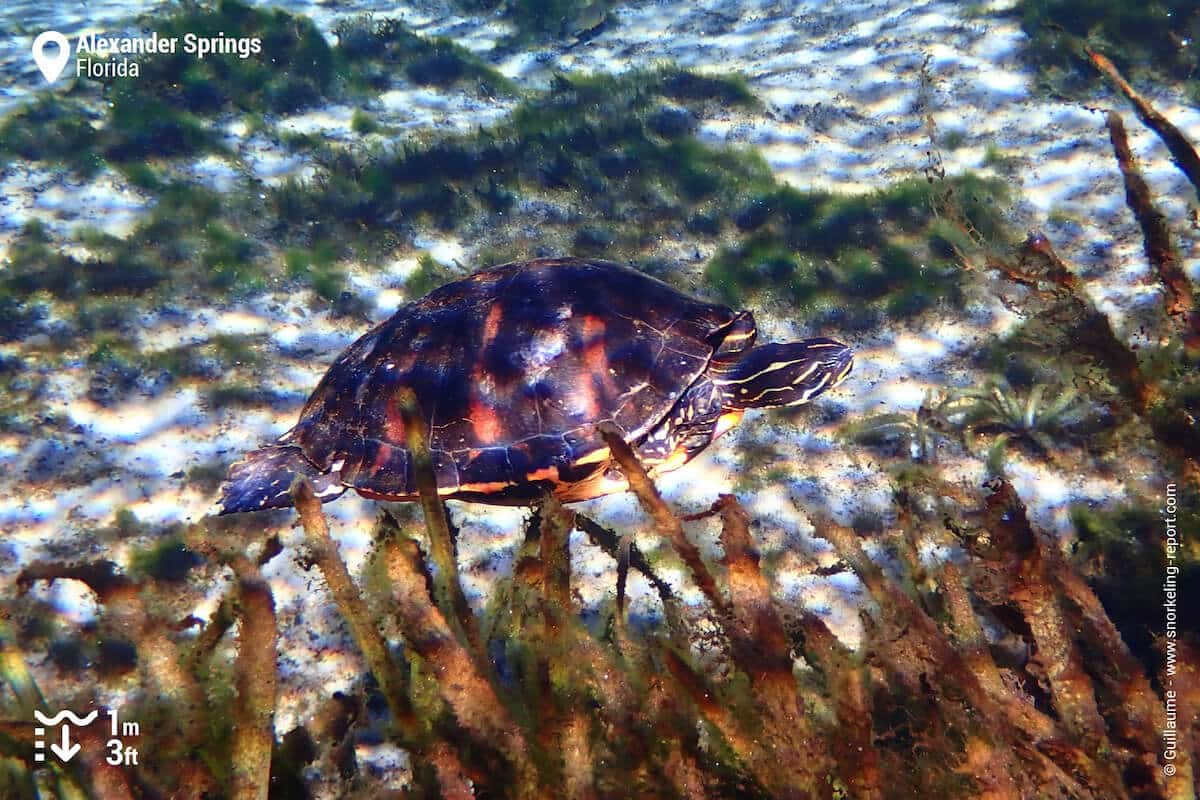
[[281, 257, 739, 501]]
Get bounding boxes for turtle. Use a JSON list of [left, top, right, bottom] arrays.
[[218, 257, 853, 514]]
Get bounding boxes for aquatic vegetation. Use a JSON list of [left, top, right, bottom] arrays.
[[841, 390, 957, 463], [1077, 100, 1200, 472], [0, 96, 104, 176], [1104, 108, 1200, 358], [3, 3, 1198, 795], [3, 181, 263, 311], [350, 108, 381, 135], [1018, 0, 1200, 97], [1070, 493, 1200, 668], [990, 229, 1200, 481], [3, 55, 983, 353], [334, 15, 517, 97], [105, 83, 224, 161], [183, 461, 233, 496], [2, 412, 1191, 796], [458, 0, 617, 43], [75, 329, 270, 408], [128, 535, 203, 584], [268, 65, 764, 258], [402, 253, 456, 300], [981, 141, 1021, 174], [1, 2, 514, 175], [1, 1, 328, 165], [285, 243, 346, 303], [0, 82, 223, 166], [0, 356, 47, 433], [704, 175, 1008, 316], [938, 128, 968, 150], [203, 381, 282, 410], [946, 377, 1087, 456], [130, 0, 336, 116]]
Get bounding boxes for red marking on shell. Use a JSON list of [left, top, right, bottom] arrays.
[[470, 398, 503, 444], [651, 445, 690, 475], [581, 315, 615, 393], [482, 304, 503, 347], [582, 315, 606, 353], [357, 487, 402, 501], [469, 357, 487, 395], [370, 442, 394, 475], [573, 445, 610, 465], [384, 400, 406, 442], [458, 480, 513, 493], [524, 465, 560, 483], [569, 379, 601, 419]]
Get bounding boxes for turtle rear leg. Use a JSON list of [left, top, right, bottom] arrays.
[[218, 444, 345, 515]]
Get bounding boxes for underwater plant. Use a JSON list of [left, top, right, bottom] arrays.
[[456, 0, 617, 43], [840, 389, 957, 463], [946, 378, 1086, 455], [2, 396, 1193, 797], [1017, 0, 1200, 99], [334, 14, 517, 97]]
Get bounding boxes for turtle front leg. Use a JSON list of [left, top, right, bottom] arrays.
[[636, 377, 729, 475]]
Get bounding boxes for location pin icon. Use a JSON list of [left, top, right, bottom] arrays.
[[32, 31, 70, 84]]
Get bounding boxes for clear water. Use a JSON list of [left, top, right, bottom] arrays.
[[0, 1, 1196, 796]]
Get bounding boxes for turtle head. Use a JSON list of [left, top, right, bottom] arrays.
[[714, 337, 853, 409]]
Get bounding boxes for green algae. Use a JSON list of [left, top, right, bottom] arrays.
[[1018, 0, 1200, 98], [404, 254, 455, 300], [335, 16, 517, 97], [2, 57, 772, 320], [1070, 493, 1200, 669], [266, 65, 765, 261], [202, 381, 271, 409], [68, 329, 271, 408], [458, 0, 617, 43], [0, 96, 104, 176], [939, 128, 968, 150], [2, 180, 274, 322], [185, 460, 233, 494], [285, 244, 346, 302], [1, 2, 513, 176], [132, 0, 335, 115], [0, 87, 223, 167], [268, 68, 766, 259], [705, 176, 1007, 316], [128, 536, 203, 584], [3, 53, 1009, 348], [0, 356, 46, 434], [350, 108, 381, 135]]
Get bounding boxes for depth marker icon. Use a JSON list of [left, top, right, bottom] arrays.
[[33, 709, 97, 764]]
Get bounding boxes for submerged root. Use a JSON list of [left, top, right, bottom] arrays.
[[3, 431, 1190, 798]]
